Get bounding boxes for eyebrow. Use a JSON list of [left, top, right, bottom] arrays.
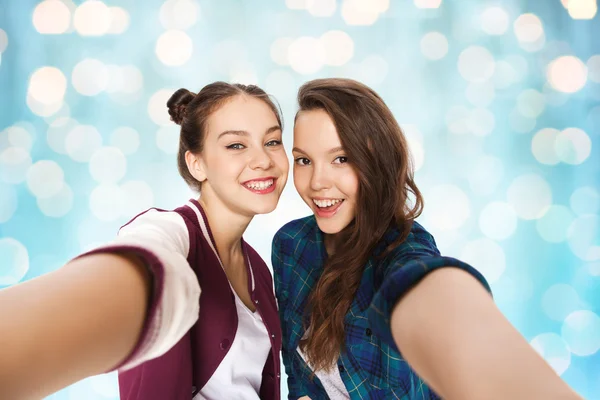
[[217, 125, 281, 140], [292, 146, 345, 154]]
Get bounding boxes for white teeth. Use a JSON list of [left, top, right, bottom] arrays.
[[245, 179, 274, 190], [313, 199, 342, 208]]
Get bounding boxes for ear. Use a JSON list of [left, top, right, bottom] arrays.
[[185, 150, 207, 182]]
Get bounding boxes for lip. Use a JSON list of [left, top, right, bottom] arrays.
[[313, 199, 344, 218], [241, 177, 277, 195]]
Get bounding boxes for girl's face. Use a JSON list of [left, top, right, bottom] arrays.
[[292, 109, 359, 234], [195, 95, 289, 217]]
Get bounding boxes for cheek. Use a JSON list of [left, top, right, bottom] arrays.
[[293, 168, 308, 194], [341, 171, 360, 199]]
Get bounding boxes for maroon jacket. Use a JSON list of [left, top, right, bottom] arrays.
[[114, 199, 282, 399]]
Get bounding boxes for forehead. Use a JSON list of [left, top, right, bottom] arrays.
[[293, 109, 341, 150], [207, 95, 279, 137]]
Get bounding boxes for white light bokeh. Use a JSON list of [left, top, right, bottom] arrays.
[[110, 127, 140, 155], [420, 31, 448, 61], [72, 58, 109, 96], [0, 183, 17, 223], [3, 125, 33, 151], [507, 173, 552, 220], [148, 89, 175, 126], [547, 56, 588, 93], [530, 333, 571, 376], [26, 93, 63, 117], [570, 186, 599, 216], [156, 126, 180, 154], [288, 36, 325, 75], [516, 89, 546, 118], [120, 65, 144, 94], [509, 108, 536, 133], [320, 31, 354, 66], [160, 0, 199, 30], [536, 205, 575, 243], [561, 310, 600, 356], [286, 0, 308, 9], [89, 147, 127, 184], [414, 0, 442, 8], [307, 0, 337, 17], [89, 184, 125, 221], [567, 0, 598, 19], [587, 55, 600, 83], [26, 160, 64, 199], [108, 7, 130, 34], [461, 238, 506, 283], [457, 46, 496, 83], [445, 106, 470, 134], [568, 215, 600, 261], [542, 284, 588, 322], [28, 67, 67, 106], [0, 238, 29, 286], [265, 70, 297, 100], [480, 6, 509, 35], [468, 155, 504, 195], [359, 55, 389, 87], [33, 0, 71, 34], [555, 127, 592, 165], [532, 127, 561, 165], [271, 37, 293, 66], [341, 0, 381, 26], [47, 117, 78, 155], [0, 29, 7, 53], [155, 30, 193, 66], [467, 108, 495, 136], [513, 13, 544, 43], [466, 81, 495, 107], [229, 64, 259, 85], [121, 180, 155, 217], [422, 184, 470, 231], [0, 147, 32, 184], [37, 182, 74, 217], [492, 60, 518, 89], [74, 0, 111, 36], [65, 125, 103, 162], [479, 202, 517, 241]]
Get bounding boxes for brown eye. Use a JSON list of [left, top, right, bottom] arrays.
[[294, 157, 311, 166]]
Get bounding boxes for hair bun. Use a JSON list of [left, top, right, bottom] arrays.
[[167, 88, 196, 125]]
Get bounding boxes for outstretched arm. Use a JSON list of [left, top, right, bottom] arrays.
[[390, 268, 582, 400], [0, 252, 150, 399]]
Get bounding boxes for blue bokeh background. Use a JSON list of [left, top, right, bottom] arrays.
[[0, 0, 599, 398]]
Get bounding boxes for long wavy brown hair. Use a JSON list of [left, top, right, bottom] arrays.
[[296, 78, 424, 371]]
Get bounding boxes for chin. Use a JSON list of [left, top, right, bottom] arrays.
[[314, 219, 347, 235]]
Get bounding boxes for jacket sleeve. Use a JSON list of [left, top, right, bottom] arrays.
[[76, 208, 201, 371]]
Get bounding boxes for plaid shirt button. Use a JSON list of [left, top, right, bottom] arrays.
[[365, 328, 372, 336]]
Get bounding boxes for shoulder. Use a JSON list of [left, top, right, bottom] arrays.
[[377, 220, 440, 263], [272, 215, 317, 246]]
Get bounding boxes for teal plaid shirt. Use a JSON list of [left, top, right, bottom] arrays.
[[272, 216, 491, 400]]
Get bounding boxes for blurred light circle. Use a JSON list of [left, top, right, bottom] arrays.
[[555, 127, 592, 165], [286, 0, 308, 9], [588, 55, 600, 83], [561, 310, 600, 356], [0, 238, 29, 286], [43, 103, 71, 124], [341, 0, 381, 25], [33, 0, 71, 34], [530, 333, 571, 376], [65, 125, 103, 162], [156, 126, 180, 154], [420, 31, 448, 61], [229, 65, 259, 85], [542, 83, 570, 107], [26, 94, 63, 117], [547, 56, 588, 93], [74, 0, 111, 36], [265, 70, 297, 100], [519, 34, 546, 53], [47, 117, 78, 154], [507, 173, 552, 220], [160, 0, 199, 30], [288, 36, 325, 75], [465, 81, 495, 107], [567, 0, 598, 19], [536, 205, 575, 243], [480, 6, 509, 35], [0, 29, 7, 53], [28, 67, 67, 105], [155, 30, 193, 66], [407, 138, 424, 172], [509, 109, 536, 133], [506, 55, 529, 81], [414, 0, 442, 8], [148, 89, 175, 126], [461, 238, 505, 283], [89, 147, 127, 184], [105, 65, 125, 93], [108, 7, 130, 34], [359, 55, 388, 86], [121, 181, 155, 217], [479, 202, 517, 240], [89, 184, 125, 221], [307, 0, 337, 16], [445, 106, 470, 134], [320, 31, 354, 66], [373, 0, 390, 12], [26, 160, 64, 199], [542, 284, 586, 322], [72, 58, 109, 96], [37, 183, 74, 217], [271, 37, 293, 66], [120, 66, 144, 94], [570, 186, 599, 215], [468, 155, 504, 196], [516, 89, 545, 118], [424, 184, 470, 231], [0, 147, 32, 184], [4, 125, 33, 151], [467, 108, 495, 136], [531, 128, 561, 165], [568, 215, 600, 261], [589, 262, 600, 276], [110, 127, 140, 155], [0, 183, 17, 223], [513, 13, 544, 43], [492, 60, 518, 89], [457, 46, 496, 83]]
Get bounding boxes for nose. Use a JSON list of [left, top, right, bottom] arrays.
[[310, 164, 331, 191], [248, 146, 273, 170]]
